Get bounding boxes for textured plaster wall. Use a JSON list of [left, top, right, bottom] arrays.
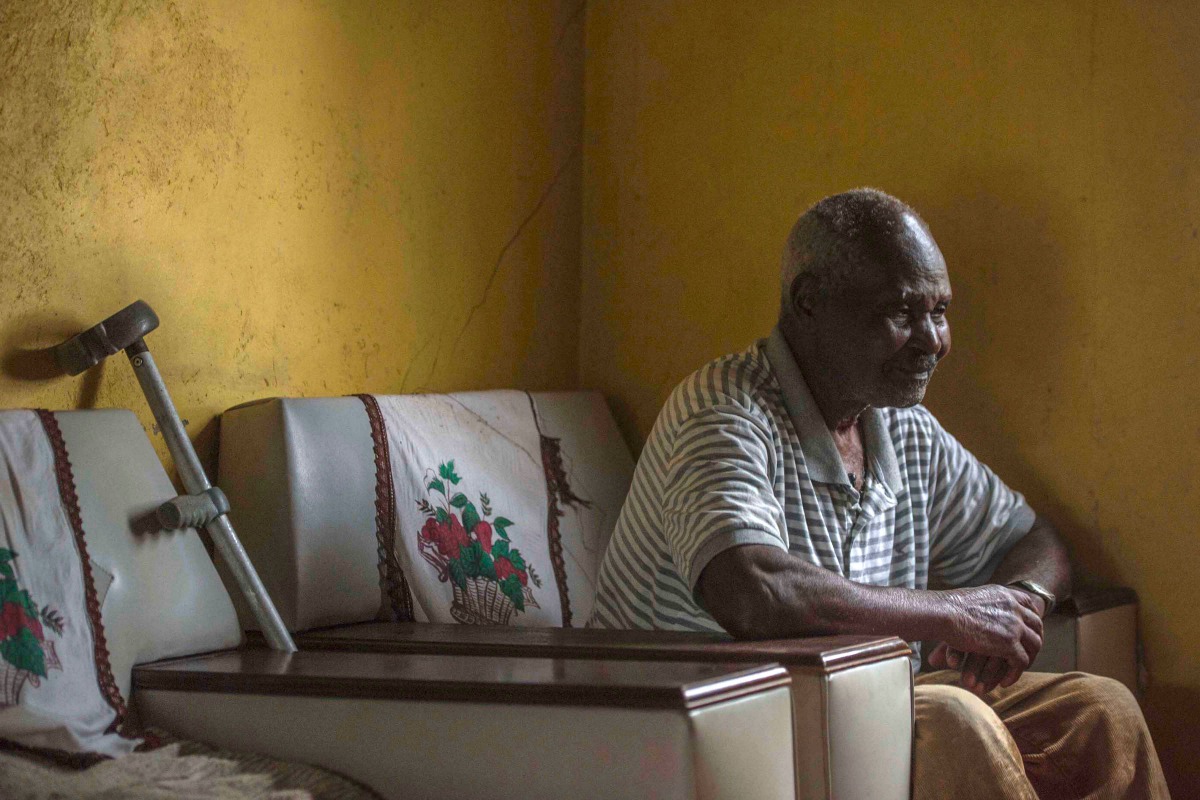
[[0, 0, 584, 469], [581, 1, 1200, 792]]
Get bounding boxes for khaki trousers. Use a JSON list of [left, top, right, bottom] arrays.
[[914, 671, 1170, 800]]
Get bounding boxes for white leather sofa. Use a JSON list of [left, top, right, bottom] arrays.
[[3, 407, 803, 800], [218, 392, 916, 800]]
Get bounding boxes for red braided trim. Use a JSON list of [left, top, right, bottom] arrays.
[[353, 395, 414, 621], [34, 410, 137, 740], [526, 393, 593, 628]]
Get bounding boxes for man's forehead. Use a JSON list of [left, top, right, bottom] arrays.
[[851, 252, 951, 302]]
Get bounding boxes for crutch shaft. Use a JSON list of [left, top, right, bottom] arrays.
[[127, 349, 296, 653]]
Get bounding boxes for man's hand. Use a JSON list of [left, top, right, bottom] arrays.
[[930, 584, 1048, 695], [928, 644, 1017, 695]]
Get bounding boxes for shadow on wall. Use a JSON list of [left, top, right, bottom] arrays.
[[1145, 684, 1200, 798], [0, 312, 103, 409], [921, 164, 1115, 574]]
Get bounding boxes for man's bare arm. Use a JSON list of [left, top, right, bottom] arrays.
[[696, 544, 1044, 670], [989, 515, 1072, 610]]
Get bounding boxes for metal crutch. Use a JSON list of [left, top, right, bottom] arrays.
[[52, 300, 297, 652]]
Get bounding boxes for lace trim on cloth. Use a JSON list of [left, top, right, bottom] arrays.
[[33, 410, 133, 741], [354, 395, 415, 622], [525, 393, 592, 628]]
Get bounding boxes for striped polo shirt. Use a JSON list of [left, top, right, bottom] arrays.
[[589, 327, 1035, 660]]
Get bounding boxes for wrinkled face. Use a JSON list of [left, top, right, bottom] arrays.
[[802, 216, 952, 409]]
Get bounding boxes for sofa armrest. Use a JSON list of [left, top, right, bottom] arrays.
[[291, 624, 914, 800], [134, 649, 796, 800], [1033, 586, 1140, 694]]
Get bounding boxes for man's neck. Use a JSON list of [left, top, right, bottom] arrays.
[[777, 315, 869, 431]]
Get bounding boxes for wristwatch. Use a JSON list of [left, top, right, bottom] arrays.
[[1007, 579, 1056, 616]]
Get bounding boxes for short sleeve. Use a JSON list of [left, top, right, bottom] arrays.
[[661, 404, 789, 591], [925, 419, 1036, 586]]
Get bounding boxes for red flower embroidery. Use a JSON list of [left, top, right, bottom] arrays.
[[0, 602, 42, 642], [0, 603, 22, 640], [494, 557, 527, 587], [420, 516, 470, 560], [475, 521, 494, 553]]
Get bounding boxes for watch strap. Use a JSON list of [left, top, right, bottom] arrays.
[[1008, 579, 1056, 615]]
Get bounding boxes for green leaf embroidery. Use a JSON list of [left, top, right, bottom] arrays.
[[15, 589, 37, 617], [41, 606, 64, 637], [449, 493, 468, 509], [448, 560, 468, 591], [458, 540, 485, 579], [0, 549, 14, 581], [462, 503, 481, 536], [439, 461, 461, 485], [507, 549, 527, 573], [493, 516, 513, 540], [491, 540, 511, 561], [435, 507, 449, 525], [427, 478, 446, 496], [0, 628, 45, 678], [0, 581, 18, 606], [499, 575, 525, 612]]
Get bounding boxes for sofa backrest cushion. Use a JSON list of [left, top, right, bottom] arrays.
[[0, 409, 240, 756], [218, 391, 635, 633]]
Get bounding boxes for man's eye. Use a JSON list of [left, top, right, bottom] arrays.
[[932, 306, 948, 320]]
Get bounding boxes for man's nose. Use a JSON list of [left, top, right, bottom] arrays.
[[911, 314, 943, 355]]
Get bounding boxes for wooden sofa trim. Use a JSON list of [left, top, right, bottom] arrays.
[[293, 623, 912, 676], [133, 649, 791, 712]]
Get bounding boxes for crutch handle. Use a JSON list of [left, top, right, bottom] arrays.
[[53, 300, 160, 375], [157, 487, 231, 530]]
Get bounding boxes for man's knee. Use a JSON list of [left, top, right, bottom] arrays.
[[914, 685, 1030, 797], [917, 684, 1014, 748], [1057, 672, 1148, 738]]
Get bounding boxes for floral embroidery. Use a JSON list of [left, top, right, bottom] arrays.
[[0, 548, 64, 706], [416, 461, 541, 624]]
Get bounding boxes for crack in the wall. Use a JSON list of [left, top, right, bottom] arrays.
[[555, 0, 587, 52], [449, 143, 581, 363], [400, 335, 433, 392]]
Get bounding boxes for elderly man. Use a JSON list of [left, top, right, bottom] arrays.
[[590, 189, 1168, 798]]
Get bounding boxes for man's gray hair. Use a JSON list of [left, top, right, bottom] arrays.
[[780, 188, 927, 307]]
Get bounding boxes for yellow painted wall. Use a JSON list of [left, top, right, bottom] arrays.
[[0, 0, 584, 471], [581, 1, 1200, 791]]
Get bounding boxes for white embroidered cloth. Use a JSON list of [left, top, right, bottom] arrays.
[[0, 410, 135, 757], [374, 392, 568, 626]]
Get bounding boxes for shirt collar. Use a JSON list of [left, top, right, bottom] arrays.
[[764, 326, 903, 493]]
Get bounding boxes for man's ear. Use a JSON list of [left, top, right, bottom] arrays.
[[790, 273, 820, 317]]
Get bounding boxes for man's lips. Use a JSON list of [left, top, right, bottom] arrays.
[[890, 361, 938, 379]]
